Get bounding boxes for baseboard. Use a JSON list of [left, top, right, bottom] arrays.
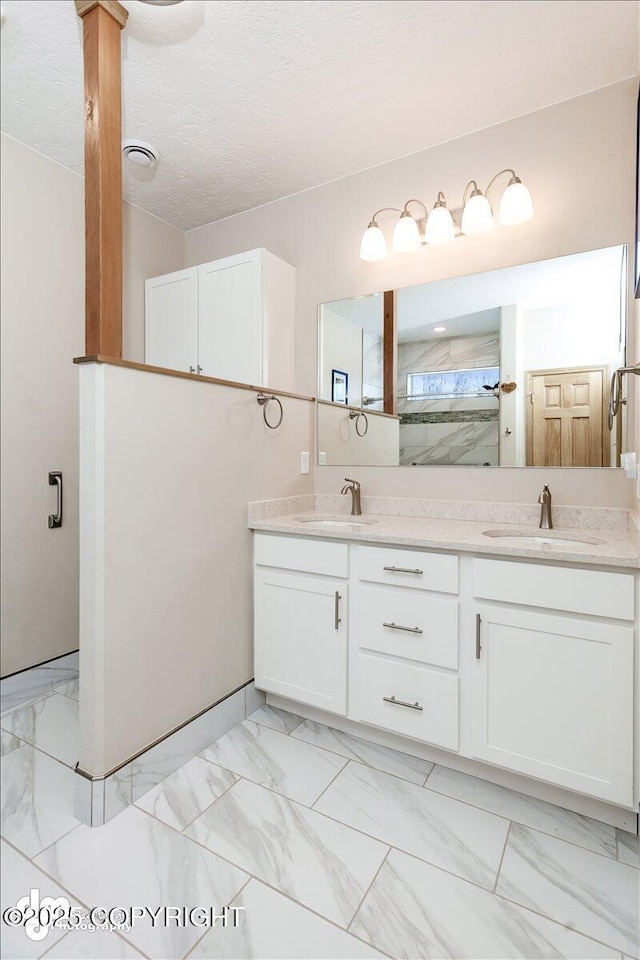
[[75, 680, 266, 826]]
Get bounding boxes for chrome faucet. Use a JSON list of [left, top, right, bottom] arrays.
[[341, 478, 362, 516], [538, 484, 553, 529]]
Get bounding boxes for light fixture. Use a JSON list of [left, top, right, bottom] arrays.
[[425, 192, 455, 244], [499, 174, 534, 225], [359, 218, 387, 262], [392, 210, 421, 253], [433, 326, 447, 332], [461, 181, 493, 235], [359, 168, 533, 260]]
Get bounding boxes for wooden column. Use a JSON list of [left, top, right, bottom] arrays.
[[383, 290, 397, 415], [75, 1, 128, 357]]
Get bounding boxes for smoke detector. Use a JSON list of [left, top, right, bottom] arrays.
[[122, 140, 160, 168]]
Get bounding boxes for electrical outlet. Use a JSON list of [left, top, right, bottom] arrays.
[[318, 452, 327, 465], [300, 451, 310, 474]]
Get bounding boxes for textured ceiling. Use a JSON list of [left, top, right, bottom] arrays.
[[1, 0, 637, 231], [325, 245, 625, 340]]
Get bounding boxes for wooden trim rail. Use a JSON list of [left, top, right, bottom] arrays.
[[73, 355, 316, 403]]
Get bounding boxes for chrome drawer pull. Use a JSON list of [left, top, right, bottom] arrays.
[[383, 695, 423, 711], [383, 622, 423, 635], [334, 591, 342, 630], [476, 613, 482, 659], [383, 566, 423, 575]]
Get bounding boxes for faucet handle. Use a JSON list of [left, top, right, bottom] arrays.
[[538, 483, 551, 503], [344, 477, 360, 489]]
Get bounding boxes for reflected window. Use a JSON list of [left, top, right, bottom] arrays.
[[406, 366, 500, 401]]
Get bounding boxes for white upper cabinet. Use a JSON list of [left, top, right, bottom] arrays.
[[145, 267, 198, 372], [145, 248, 295, 390]]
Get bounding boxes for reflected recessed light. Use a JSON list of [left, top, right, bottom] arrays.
[[433, 326, 447, 332]]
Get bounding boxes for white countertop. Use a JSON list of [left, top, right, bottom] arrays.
[[248, 496, 639, 570]]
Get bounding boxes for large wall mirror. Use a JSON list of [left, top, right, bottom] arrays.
[[317, 245, 628, 468]]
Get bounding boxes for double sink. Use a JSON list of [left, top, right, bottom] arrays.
[[294, 515, 604, 547]]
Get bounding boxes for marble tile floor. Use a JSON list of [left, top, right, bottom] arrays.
[[1, 666, 638, 960]]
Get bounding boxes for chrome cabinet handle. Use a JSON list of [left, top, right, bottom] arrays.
[[48, 471, 62, 528], [383, 566, 424, 575], [189, 365, 196, 373], [476, 613, 482, 659], [334, 591, 342, 630], [197, 365, 203, 374], [383, 695, 423, 711], [383, 622, 423, 635]]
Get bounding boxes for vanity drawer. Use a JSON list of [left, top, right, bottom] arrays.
[[359, 546, 458, 594], [357, 585, 458, 669], [473, 558, 634, 621], [354, 652, 459, 751], [254, 533, 349, 578]]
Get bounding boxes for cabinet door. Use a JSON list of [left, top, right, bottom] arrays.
[[198, 251, 263, 383], [254, 570, 347, 715], [471, 605, 633, 805], [145, 268, 198, 372]]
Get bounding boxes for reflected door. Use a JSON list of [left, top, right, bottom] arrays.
[[526, 367, 607, 466]]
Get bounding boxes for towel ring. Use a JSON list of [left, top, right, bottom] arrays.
[[349, 410, 369, 437], [257, 393, 283, 429]]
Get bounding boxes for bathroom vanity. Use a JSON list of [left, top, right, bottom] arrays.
[[250, 497, 639, 824]]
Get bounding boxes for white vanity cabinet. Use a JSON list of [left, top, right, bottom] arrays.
[[145, 248, 295, 389], [254, 535, 349, 715], [253, 533, 637, 812], [471, 559, 635, 806]]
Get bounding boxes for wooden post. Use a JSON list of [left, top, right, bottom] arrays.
[[383, 290, 397, 415], [75, 1, 128, 358]]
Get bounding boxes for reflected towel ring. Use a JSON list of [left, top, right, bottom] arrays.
[[349, 410, 369, 436], [608, 369, 622, 431], [257, 393, 283, 429]]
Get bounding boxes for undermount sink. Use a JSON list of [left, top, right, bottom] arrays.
[[482, 528, 605, 547], [295, 515, 378, 528]]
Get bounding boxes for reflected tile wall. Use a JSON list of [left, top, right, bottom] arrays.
[[397, 332, 500, 465]]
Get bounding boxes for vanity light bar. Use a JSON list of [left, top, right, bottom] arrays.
[[360, 169, 533, 262]]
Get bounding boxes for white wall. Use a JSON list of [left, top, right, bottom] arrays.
[[0, 134, 184, 677], [319, 308, 363, 405], [317, 403, 399, 467], [79, 361, 314, 775], [184, 80, 638, 509]]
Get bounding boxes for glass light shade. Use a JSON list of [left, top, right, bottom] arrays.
[[360, 223, 387, 261], [499, 179, 534, 225], [461, 192, 493, 235], [392, 213, 421, 253], [425, 204, 455, 244]]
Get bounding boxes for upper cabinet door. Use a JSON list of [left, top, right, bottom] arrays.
[[198, 250, 263, 383], [145, 268, 198, 372]]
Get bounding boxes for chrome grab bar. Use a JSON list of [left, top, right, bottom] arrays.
[[383, 566, 423, 575], [383, 695, 423, 711], [48, 471, 62, 528], [383, 622, 423, 634]]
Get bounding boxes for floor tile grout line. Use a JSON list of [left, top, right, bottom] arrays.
[[491, 820, 512, 893], [345, 844, 392, 933], [308, 756, 350, 808], [490, 874, 638, 957], [288, 722, 434, 786], [422, 762, 436, 787], [181, 875, 253, 960], [235, 874, 396, 959], [419, 774, 620, 862], [1, 737, 79, 773]]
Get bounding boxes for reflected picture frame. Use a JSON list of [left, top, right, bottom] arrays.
[[331, 369, 349, 404]]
